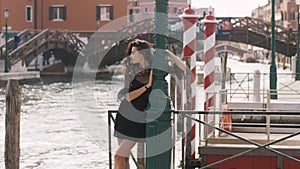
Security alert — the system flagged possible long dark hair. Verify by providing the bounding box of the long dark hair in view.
[125,39,153,67]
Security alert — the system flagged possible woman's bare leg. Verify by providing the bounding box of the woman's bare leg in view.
[125,157,129,169]
[115,139,136,169]
[114,154,126,169]
[117,139,129,169]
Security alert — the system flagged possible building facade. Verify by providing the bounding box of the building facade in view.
[0,0,128,32]
[128,0,188,18]
[252,0,298,30]
[280,0,298,29]
[1,0,190,33]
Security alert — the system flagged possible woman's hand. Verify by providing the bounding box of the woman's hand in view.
[145,69,153,89]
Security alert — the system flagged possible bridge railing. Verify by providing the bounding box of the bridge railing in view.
[47,29,85,54]
[227,17,296,45]
[9,29,50,66]
[7,29,85,67]
[0,29,41,59]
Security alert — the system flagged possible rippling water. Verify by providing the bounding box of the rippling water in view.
[0,79,123,169]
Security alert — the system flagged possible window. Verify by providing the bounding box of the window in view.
[26,6,32,22]
[129,9,134,22]
[173,7,177,14]
[133,1,139,6]
[49,6,67,21]
[289,11,295,21]
[145,7,148,13]
[285,12,287,21]
[96,5,114,21]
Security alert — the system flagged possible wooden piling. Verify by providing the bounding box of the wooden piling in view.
[220,52,228,104]
[0,71,39,169]
[5,80,21,169]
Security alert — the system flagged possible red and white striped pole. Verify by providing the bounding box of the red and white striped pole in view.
[202,12,218,141]
[203,12,218,111]
[180,2,199,161]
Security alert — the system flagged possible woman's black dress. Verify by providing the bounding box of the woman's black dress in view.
[114,78,151,142]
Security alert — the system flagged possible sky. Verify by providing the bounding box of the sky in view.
[191,0,269,17]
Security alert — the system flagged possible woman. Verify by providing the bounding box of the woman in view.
[114,39,186,169]
[114,39,153,169]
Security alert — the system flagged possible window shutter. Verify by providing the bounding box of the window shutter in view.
[62,6,67,20]
[109,6,114,20]
[49,7,54,20]
[96,6,100,20]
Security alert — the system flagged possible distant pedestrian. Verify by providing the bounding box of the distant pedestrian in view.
[42,50,51,66]
[266,51,269,60]
[13,33,20,49]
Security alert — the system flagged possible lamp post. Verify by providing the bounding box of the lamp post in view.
[146,0,171,169]
[296,0,300,80]
[270,0,277,99]
[4,8,9,73]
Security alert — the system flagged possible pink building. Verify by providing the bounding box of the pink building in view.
[127,0,188,23]
[0,0,128,32]
[133,0,188,17]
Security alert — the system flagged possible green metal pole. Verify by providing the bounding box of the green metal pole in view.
[146,0,172,169]
[4,17,9,73]
[270,0,277,99]
[296,5,300,80]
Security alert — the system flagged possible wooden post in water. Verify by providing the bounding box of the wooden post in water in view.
[220,52,228,104]
[5,80,21,169]
[0,72,40,169]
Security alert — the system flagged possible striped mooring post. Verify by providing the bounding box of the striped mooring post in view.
[203,12,218,110]
[180,2,199,167]
[203,12,218,141]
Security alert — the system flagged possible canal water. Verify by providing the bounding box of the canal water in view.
[0,79,124,169]
[0,58,292,169]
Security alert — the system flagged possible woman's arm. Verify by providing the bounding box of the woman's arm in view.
[125,85,149,102]
[125,70,153,102]
[166,50,186,71]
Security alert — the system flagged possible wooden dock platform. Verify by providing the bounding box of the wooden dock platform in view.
[0,71,40,81]
[207,132,300,146]
[199,132,300,169]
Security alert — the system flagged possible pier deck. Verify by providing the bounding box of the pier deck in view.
[199,132,300,169]
[207,132,300,147]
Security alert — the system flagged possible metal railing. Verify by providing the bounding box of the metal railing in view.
[108,110,139,169]
[228,72,300,102]
[107,72,300,168]
[174,110,300,169]
[108,109,300,169]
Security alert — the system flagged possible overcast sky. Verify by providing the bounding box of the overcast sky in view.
[191,0,269,17]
